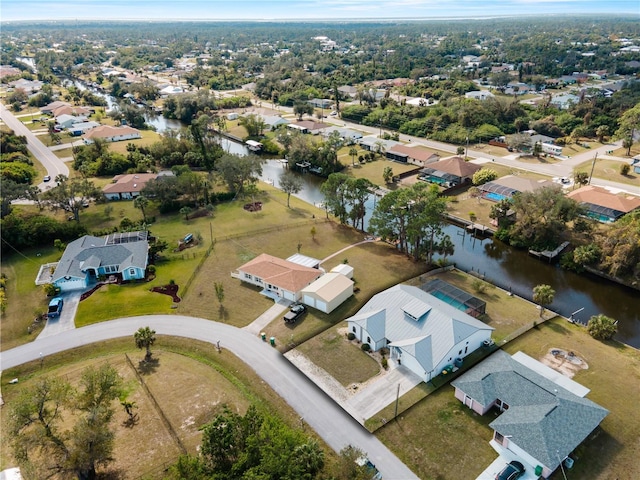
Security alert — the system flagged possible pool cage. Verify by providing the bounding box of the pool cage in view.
[582,202,622,223]
[420,279,486,318]
[478,181,517,200]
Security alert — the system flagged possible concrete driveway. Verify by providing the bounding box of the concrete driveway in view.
[0,316,419,480]
[38,291,82,339]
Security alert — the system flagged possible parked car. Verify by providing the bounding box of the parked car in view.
[43,175,51,182]
[495,460,525,480]
[283,303,306,323]
[356,456,383,480]
[47,297,64,318]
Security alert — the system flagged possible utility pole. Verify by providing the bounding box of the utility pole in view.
[394,383,400,418]
[588,152,598,185]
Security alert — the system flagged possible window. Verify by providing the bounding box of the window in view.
[459,349,463,355]
[367,336,371,343]
[244,273,252,280]
[352,326,356,333]
[464,346,468,354]
[129,269,135,276]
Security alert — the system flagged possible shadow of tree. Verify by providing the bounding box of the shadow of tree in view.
[121,414,140,429]
[137,357,159,375]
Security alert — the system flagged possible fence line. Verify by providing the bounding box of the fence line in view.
[179,218,330,299]
[124,353,187,456]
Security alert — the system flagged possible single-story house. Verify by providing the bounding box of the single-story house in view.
[307,98,332,109]
[632,156,640,174]
[358,136,398,153]
[567,185,640,222]
[55,113,88,129]
[41,101,72,115]
[551,93,580,110]
[260,115,290,130]
[322,126,363,143]
[231,253,323,302]
[479,175,556,201]
[386,144,440,167]
[345,284,493,382]
[289,120,329,135]
[337,85,358,98]
[51,231,149,292]
[300,272,354,313]
[159,85,184,96]
[52,105,92,118]
[102,173,159,200]
[83,125,141,144]
[9,78,43,94]
[418,156,482,187]
[452,350,608,479]
[68,121,100,136]
[465,90,495,101]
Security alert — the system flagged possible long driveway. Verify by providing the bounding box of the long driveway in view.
[0,102,69,187]
[0,316,419,480]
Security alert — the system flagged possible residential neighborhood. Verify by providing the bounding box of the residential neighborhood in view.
[1,10,639,480]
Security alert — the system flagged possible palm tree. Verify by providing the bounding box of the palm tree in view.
[134,326,156,361]
[349,146,358,166]
[532,284,555,318]
[133,195,149,224]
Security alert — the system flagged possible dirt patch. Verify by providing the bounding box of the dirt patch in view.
[539,348,588,378]
[151,284,181,303]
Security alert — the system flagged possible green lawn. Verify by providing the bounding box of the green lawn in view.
[573,158,639,186]
[296,325,381,387]
[1,247,60,350]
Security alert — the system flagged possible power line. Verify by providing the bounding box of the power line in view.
[0,237,42,264]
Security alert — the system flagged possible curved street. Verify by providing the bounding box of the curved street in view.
[0,102,69,188]
[0,315,419,480]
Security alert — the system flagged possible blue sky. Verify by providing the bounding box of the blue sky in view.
[0,0,640,22]
[2,0,638,22]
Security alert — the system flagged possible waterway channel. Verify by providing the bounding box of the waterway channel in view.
[260,160,640,347]
[68,77,640,347]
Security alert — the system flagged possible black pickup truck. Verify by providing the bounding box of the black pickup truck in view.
[284,304,306,323]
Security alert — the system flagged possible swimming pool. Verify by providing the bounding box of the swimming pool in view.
[484,192,509,202]
[430,290,467,311]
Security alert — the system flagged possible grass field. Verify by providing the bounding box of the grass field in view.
[573,158,639,186]
[0,336,336,478]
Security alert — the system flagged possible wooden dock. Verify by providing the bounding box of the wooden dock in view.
[529,241,570,262]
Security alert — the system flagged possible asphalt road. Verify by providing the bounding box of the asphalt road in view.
[0,315,419,480]
[0,102,69,187]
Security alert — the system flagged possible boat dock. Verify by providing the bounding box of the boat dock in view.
[529,241,570,262]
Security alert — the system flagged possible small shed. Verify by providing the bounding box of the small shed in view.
[330,263,354,279]
[300,273,354,313]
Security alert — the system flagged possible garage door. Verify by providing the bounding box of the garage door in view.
[316,300,327,312]
[303,295,315,308]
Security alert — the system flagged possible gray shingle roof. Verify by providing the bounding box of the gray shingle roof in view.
[53,233,148,282]
[451,350,608,471]
[345,285,493,374]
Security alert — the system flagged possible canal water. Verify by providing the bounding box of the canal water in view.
[65,77,640,348]
[259,160,640,347]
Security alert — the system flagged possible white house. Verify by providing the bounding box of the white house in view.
[345,284,493,382]
[452,350,608,479]
[231,253,323,302]
[83,125,141,144]
[51,231,149,292]
[55,114,88,129]
[300,272,354,313]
